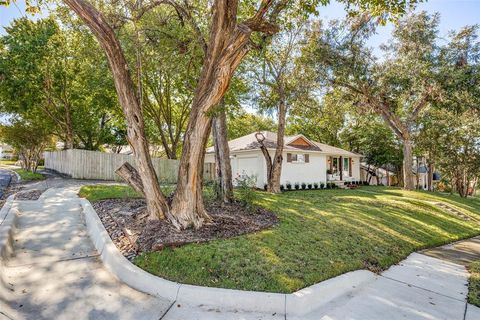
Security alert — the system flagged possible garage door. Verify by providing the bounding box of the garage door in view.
[237,157,260,181]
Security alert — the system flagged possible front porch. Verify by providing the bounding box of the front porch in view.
[326,155,357,182]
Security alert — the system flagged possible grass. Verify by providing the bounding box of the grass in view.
[14,169,45,181]
[0,160,17,166]
[78,185,143,202]
[468,260,480,307]
[81,184,480,293]
[78,184,177,202]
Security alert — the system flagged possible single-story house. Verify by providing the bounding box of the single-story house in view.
[205,131,362,189]
[0,143,13,159]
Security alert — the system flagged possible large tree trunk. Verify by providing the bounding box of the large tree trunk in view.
[169,0,277,229]
[268,100,287,193]
[170,109,213,229]
[402,138,415,190]
[65,105,74,149]
[212,107,234,203]
[427,161,434,191]
[64,0,169,220]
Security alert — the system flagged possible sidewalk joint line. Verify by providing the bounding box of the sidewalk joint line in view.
[380,275,466,302]
[159,300,176,320]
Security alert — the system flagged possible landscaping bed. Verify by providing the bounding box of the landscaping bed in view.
[91,198,278,260]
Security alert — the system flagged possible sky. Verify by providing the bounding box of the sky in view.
[1,0,480,46]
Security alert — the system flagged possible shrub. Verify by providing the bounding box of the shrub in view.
[234,174,257,209]
[344,181,349,185]
[326,182,331,189]
[294,182,300,190]
[263,184,268,191]
[320,183,325,189]
[280,184,285,191]
[286,182,292,190]
[313,183,318,189]
[307,183,312,189]
[301,182,307,190]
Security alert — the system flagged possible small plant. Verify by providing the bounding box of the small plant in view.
[294,182,300,190]
[320,183,325,189]
[234,174,257,209]
[307,183,312,189]
[263,183,268,191]
[313,182,318,189]
[301,182,307,190]
[280,184,285,191]
[286,182,292,190]
[344,181,349,186]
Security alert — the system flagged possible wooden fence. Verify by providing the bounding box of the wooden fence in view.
[44,149,215,183]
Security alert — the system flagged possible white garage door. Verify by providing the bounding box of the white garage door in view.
[237,157,261,185]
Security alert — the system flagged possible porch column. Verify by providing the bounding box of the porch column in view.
[339,156,343,181]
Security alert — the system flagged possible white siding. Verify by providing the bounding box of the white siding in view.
[207,150,360,188]
[279,151,327,186]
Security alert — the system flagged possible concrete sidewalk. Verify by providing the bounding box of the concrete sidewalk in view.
[1,187,172,320]
[1,185,479,319]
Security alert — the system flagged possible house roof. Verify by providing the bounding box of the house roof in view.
[206,131,361,157]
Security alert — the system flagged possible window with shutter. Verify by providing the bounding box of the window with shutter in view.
[305,154,309,163]
[287,153,292,162]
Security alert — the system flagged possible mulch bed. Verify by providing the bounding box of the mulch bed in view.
[92,198,278,261]
[15,189,43,201]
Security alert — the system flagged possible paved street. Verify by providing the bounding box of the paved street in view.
[0,169,12,199]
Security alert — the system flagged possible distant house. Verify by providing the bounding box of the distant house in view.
[205,131,362,188]
[0,143,14,159]
[360,163,397,186]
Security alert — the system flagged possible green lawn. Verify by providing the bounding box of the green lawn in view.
[80,185,480,293]
[79,185,143,202]
[469,260,480,307]
[14,169,45,181]
[0,159,17,166]
[78,184,176,202]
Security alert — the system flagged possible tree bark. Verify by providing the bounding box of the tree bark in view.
[115,162,145,194]
[402,137,415,190]
[268,100,287,193]
[427,161,434,191]
[212,107,234,203]
[64,0,169,221]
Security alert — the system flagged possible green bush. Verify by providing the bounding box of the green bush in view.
[235,174,258,210]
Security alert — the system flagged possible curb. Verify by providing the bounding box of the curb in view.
[0,196,19,299]
[80,198,376,316]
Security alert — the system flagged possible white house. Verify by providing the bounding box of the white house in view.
[0,143,13,159]
[205,131,362,188]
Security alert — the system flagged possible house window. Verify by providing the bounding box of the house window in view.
[292,154,305,163]
[287,153,309,163]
